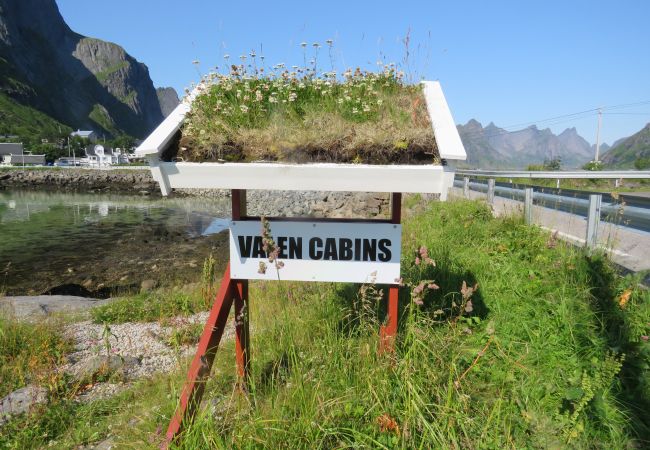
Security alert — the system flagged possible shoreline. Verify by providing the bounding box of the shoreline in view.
[0,167,160,195]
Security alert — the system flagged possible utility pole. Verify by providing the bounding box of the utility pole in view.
[594,108,602,162]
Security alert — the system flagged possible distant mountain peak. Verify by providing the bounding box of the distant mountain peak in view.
[465,119,483,128]
[560,127,578,136]
[457,119,594,169]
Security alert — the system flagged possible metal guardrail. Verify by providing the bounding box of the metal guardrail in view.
[455,169,650,179]
[453,178,650,249]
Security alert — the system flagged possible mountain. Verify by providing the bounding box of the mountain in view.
[602,123,650,168]
[156,87,180,118]
[456,120,596,169]
[591,142,610,156]
[0,0,165,139]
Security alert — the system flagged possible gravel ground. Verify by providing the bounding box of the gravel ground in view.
[62,312,234,380]
[76,383,129,404]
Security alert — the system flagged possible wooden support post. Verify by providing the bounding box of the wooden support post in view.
[380,193,401,353]
[390,192,401,224]
[234,280,250,386]
[164,265,235,448]
[231,189,251,386]
[380,285,399,353]
[232,189,247,219]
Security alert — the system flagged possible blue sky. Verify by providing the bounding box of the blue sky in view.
[57,0,650,145]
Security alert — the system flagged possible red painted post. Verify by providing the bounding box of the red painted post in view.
[232,189,247,219]
[390,192,402,224]
[380,193,402,353]
[234,279,250,385]
[231,188,251,385]
[164,264,234,448]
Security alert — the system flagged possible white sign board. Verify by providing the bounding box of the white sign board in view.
[229,220,401,284]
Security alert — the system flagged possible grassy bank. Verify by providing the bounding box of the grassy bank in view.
[1,199,648,448]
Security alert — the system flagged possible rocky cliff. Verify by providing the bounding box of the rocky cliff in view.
[156,87,180,117]
[0,0,164,138]
[457,120,595,169]
[602,123,650,168]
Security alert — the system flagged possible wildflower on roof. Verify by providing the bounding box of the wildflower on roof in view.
[326,39,333,45]
[300,42,307,47]
[223,54,230,59]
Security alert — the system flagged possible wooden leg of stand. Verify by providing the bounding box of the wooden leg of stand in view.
[379,285,399,353]
[164,264,234,448]
[234,279,250,387]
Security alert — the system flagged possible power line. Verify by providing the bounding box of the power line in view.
[602,112,650,116]
[602,100,650,111]
[459,99,650,141]
[460,112,597,140]
[496,108,599,131]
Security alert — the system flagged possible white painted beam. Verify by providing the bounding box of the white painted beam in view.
[421,81,467,161]
[156,162,454,194]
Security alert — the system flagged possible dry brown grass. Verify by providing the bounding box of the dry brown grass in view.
[175,77,438,164]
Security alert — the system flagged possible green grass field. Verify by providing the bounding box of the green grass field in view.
[1,198,648,449]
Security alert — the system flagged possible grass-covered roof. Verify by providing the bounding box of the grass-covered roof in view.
[174,62,439,164]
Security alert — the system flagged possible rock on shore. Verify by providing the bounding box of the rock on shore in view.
[0,295,112,320]
[0,169,158,193]
[0,169,392,217]
[179,189,391,219]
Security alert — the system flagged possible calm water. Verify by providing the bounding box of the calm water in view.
[0,189,231,295]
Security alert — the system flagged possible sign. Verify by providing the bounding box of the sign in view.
[229,220,401,284]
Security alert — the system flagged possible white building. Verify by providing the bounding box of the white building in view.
[84,144,130,167]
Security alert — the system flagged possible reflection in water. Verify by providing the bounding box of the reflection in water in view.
[202,218,230,236]
[0,190,230,236]
[0,190,231,294]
